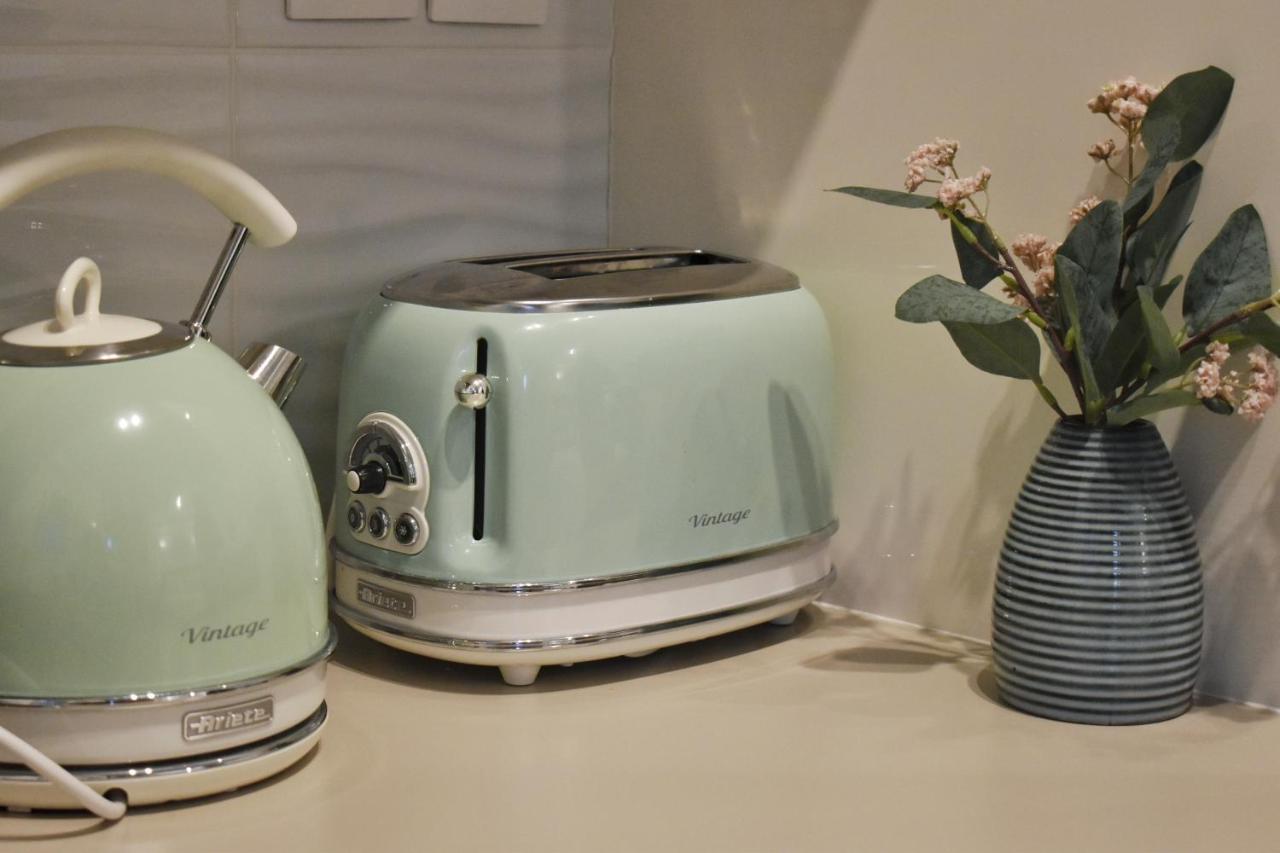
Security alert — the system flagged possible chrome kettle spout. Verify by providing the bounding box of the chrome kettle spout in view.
[238,342,305,408]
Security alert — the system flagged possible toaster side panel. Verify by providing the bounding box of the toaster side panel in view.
[491,289,835,582]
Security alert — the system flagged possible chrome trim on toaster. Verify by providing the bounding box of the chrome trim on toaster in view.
[330,520,838,595]
[0,320,194,367]
[0,703,327,784]
[0,625,337,709]
[332,567,835,653]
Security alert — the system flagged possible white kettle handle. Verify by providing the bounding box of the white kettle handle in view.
[0,127,296,248]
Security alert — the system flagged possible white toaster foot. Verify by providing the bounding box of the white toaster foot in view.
[498,665,541,687]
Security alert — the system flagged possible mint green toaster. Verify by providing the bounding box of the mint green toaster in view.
[330,248,836,685]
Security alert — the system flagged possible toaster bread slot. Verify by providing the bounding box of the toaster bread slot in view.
[499,250,742,280]
[472,337,488,541]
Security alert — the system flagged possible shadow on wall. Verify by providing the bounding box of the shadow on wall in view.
[1170,410,1280,707]
[609,2,872,250]
[928,382,1056,631]
[831,379,1054,639]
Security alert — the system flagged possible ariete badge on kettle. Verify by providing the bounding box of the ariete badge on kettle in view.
[0,127,333,818]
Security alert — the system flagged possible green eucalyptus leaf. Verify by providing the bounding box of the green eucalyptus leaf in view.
[1126,161,1202,290]
[1183,205,1272,334]
[1057,255,1105,416]
[1144,66,1235,161]
[1137,285,1180,377]
[1055,250,1112,363]
[1095,298,1147,394]
[1059,199,1122,330]
[1154,274,1183,309]
[941,319,1041,380]
[949,210,1003,289]
[1146,344,1205,394]
[1144,350,1195,393]
[830,186,940,209]
[895,275,1024,324]
[1124,113,1179,228]
[1109,389,1199,425]
[1241,313,1280,357]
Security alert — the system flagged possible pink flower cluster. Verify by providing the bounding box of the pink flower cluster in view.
[1240,347,1278,422]
[1193,343,1279,422]
[1010,233,1060,301]
[937,167,992,210]
[903,138,959,192]
[1086,76,1161,131]
[1087,139,1117,162]
[1069,195,1103,225]
[901,137,991,210]
[1194,342,1231,399]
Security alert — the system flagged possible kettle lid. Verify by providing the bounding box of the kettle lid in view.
[0,257,191,366]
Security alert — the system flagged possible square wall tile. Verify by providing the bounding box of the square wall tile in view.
[0,54,236,345]
[231,47,610,499]
[0,1,232,46]
[235,0,611,48]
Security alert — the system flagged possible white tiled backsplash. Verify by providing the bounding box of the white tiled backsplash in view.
[0,0,612,502]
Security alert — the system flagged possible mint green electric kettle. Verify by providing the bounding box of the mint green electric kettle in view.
[0,128,332,818]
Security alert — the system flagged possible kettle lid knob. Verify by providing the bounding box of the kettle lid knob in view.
[1,257,162,348]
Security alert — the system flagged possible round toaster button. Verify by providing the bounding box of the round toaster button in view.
[347,501,366,533]
[394,514,420,546]
[368,508,390,539]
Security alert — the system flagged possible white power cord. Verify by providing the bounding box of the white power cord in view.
[0,723,125,820]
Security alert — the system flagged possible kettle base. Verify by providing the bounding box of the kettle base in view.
[332,533,835,686]
[0,703,326,812]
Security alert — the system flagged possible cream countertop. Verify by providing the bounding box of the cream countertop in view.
[2,605,1277,852]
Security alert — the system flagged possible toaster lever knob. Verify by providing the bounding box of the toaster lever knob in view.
[454,373,491,410]
[346,461,389,495]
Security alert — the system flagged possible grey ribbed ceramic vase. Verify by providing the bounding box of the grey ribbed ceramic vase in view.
[992,418,1204,725]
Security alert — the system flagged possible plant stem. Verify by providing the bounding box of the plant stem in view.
[1179,294,1280,353]
[992,241,1087,413]
[1103,158,1127,182]
[1034,381,1069,419]
[941,206,1086,414]
[1108,374,1148,410]
[1126,125,1135,185]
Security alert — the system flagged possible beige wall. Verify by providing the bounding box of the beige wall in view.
[610,0,1280,707]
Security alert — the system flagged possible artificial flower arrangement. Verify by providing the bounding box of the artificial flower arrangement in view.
[835,67,1279,427]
